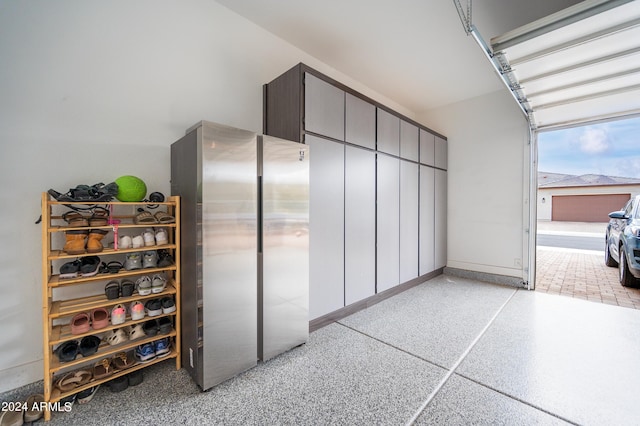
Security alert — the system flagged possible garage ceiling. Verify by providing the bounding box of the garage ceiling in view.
[489,0,640,130]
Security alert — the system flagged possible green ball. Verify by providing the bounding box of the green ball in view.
[115,175,147,202]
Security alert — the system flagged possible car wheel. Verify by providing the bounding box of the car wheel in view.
[619,247,635,287]
[605,237,618,267]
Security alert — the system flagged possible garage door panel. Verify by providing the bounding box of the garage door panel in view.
[552,194,630,222]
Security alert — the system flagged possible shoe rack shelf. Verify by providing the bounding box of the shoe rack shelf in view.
[40,193,181,421]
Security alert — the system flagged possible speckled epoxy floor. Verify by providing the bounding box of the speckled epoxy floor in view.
[4,275,640,425]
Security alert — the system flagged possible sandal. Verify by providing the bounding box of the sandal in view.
[113,351,136,370]
[92,358,115,380]
[105,280,120,300]
[70,312,91,335]
[54,370,92,392]
[91,308,110,330]
[104,328,128,346]
[154,211,175,224]
[62,211,89,227]
[121,280,135,297]
[106,261,123,274]
[134,210,157,224]
[89,207,110,226]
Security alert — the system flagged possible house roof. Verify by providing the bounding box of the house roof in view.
[538,171,640,188]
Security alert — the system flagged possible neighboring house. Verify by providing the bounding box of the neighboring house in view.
[538,172,640,222]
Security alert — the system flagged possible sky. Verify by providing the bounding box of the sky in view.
[538,116,640,179]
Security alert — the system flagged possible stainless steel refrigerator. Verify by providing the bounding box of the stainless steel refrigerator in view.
[171,121,309,390]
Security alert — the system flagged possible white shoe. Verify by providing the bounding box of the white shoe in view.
[132,235,144,249]
[155,228,168,246]
[119,235,132,249]
[142,228,155,247]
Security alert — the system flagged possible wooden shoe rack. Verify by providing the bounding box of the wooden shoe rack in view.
[40,193,181,421]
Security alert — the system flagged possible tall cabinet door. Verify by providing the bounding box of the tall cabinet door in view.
[305,73,345,141]
[435,169,447,269]
[400,160,419,283]
[419,166,435,275]
[307,135,345,319]
[345,146,376,305]
[377,154,400,292]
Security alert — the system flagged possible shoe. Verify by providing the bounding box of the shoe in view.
[63,230,88,255]
[113,351,136,370]
[59,394,76,408]
[104,328,128,346]
[111,304,126,325]
[127,369,143,386]
[136,275,152,295]
[142,319,158,337]
[76,385,100,404]
[55,340,79,362]
[154,228,168,245]
[124,253,142,270]
[130,300,145,321]
[0,409,23,426]
[79,335,101,357]
[161,297,176,314]
[108,375,129,393]
[145,299,162,317]
[121,279,135,297]
[157,317,172,335]
[80,255,102,277]
[89,207,109,226]
[59,259,82,279]
[105,280,120,299]
[135,343,156,363]
[151,274,166,293]
[118,235,132,249]
[143,251,158,269]
[154,338,170,357]
[128,323,146,340]
[91,307,110,330]
[70,312,91,335]
[132,235,145,249]
[87,229,108,253]
[24,394,45,421]
[157,249,174,267]
[142,228,155,246]
[106,261,123,274]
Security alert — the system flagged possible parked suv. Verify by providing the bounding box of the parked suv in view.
[606,195,640,286]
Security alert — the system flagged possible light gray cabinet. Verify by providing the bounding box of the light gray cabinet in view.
[377,154,400,292]
[377,108,400,156]
[345,93,375,150]
[435,169,447,269]
[435,135,447,170]
[420,129,435,166]
[305,73,345,141]
[400,160,419,283]
[307,135,345,319]
[419,165,435,275]
[345,146,376,304]
[400,121,419,162]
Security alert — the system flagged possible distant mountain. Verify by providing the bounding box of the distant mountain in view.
[538,172,640,187]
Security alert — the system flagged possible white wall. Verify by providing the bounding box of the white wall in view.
[0,0,411,392]
[420,89,530,278]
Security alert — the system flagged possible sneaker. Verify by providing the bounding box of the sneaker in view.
[151,274,167,294]
[157,249,174,267]
[161,296,176,314]
[157,316,172,335]
[59,259,82,279]
[135,343,156,363]
[154,338,170,357]
[128,323,146,340]
[136,275,152,295]
[118,235,132,249]
[124,253,142,270]
[143,251,158,269]
[145,299,162,317]
[132,235,145,249]
[104,328,128,346]
[142,228,155,247]
[111,304,126,325]
[142,319,158,337]
[76,385,100,404]
[154,228,168,245]
[130,300,145,320]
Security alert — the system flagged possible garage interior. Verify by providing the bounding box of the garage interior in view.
[1,0,640,424]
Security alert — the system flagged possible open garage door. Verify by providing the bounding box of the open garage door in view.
[552,193,630,222]
[490,0,640,131]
